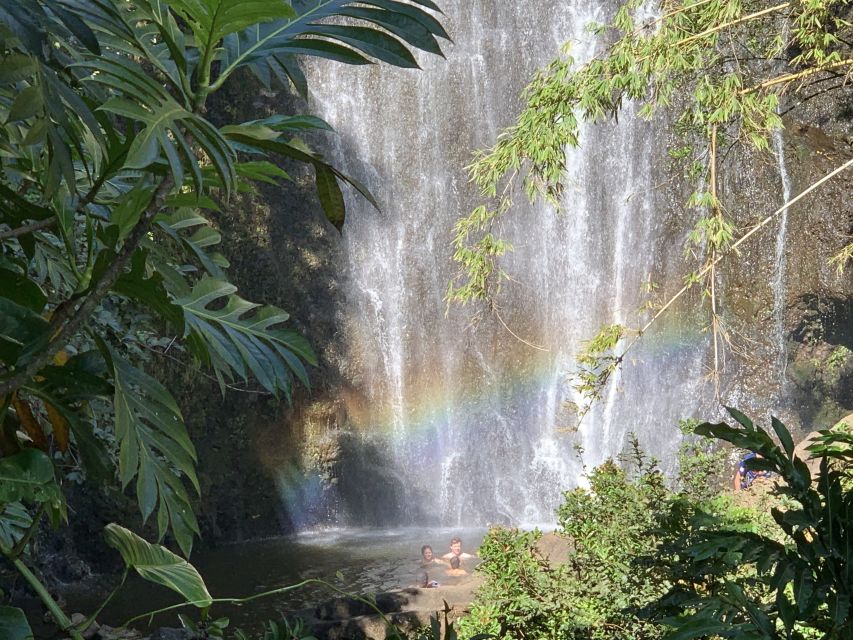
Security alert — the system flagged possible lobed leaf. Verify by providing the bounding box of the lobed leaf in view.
[176,277,316,398]
[97,340,200,556]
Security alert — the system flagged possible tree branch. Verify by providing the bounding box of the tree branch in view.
[0,176,175,398]
[0,218,55,241]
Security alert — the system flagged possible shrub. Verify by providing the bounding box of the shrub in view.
[659,409,853,639]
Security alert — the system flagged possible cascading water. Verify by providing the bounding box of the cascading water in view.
[302,2,714,528]
[772,130,792,382]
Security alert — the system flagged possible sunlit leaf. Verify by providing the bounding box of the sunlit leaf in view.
[104,523,212,602]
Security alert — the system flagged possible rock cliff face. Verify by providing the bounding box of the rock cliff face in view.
[715,110,852,434]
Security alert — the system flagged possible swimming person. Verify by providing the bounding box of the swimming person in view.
[420,544,445,567]
[441,536,474,560]
[412,570,438,588]
[445,555,467,576]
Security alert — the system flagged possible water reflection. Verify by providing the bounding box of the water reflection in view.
[63,528,487,634]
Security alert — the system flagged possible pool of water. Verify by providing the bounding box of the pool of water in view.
[63,527,486,634]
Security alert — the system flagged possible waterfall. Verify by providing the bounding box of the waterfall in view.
[772,130,792,382]
[303,2,712,528]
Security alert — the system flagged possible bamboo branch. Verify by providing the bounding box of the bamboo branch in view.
[676,2,791,47]
[709,125,721,397]
[619,155,853,365]
[743,58,853,94]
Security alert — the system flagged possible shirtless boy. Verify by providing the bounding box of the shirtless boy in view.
[441,536,474,560]
[445,555,467,576]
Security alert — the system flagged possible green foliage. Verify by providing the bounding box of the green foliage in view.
[104,523,213,608]
[0,0,448,635]
[177,277,316,398]
[569,324,625,419]
[235,617,318,640]
[458,527,572,640]
[0,605,34,640]
[460,444,675,640]
[555,454,670,639]
[459,428,787,640]
[178,612,232,640]
[418,601,492,640]
[675,417,730,501]
[826,345,851,373]
[661,409,852,639]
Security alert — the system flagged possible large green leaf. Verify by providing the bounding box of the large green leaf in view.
[176,277,316,398]
[79,56,235,195]
[0,502,32,549]
[61,0,188,95]
[0,183,53,227]
[0,449,62,509]
[104,523,212,606]
[315,164,346,229]
[0,606,34,640]
[168,0,296,57]
[97,340,200,556]
[109,249,186,331]
[0,269,47,314]
[155,207,230,280]
[224,129,380,212]
[0,297,50,368]
[217,0,448,89]
[22,382,113,483]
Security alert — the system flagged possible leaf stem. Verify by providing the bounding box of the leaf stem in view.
[121,578,402,635]
[74,568,129,635]
[0,544,82,640]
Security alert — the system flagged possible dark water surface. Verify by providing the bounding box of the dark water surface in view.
[63,527,486,634]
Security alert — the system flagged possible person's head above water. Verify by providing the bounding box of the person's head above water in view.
[449,555,460,570]
[415,570,429,588]
[421,545,434,562]
[442,535,474,560]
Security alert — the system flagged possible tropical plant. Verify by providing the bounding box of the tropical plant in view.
[0,1,448,637]
[660,409,852,639]
[446,0,853,413]
[235,617,318,640]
